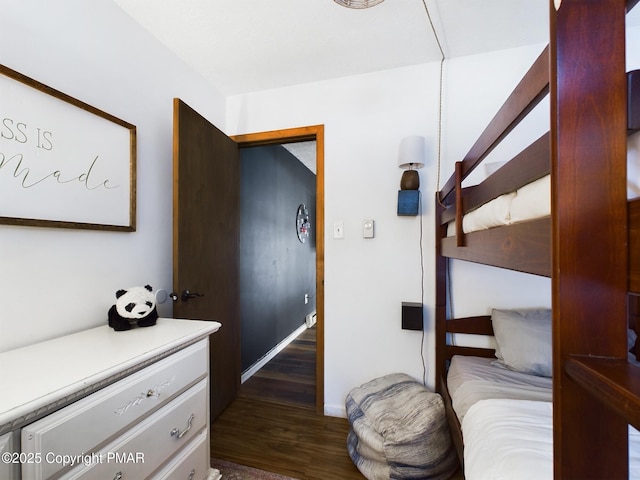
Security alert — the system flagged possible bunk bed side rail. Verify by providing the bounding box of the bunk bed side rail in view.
[439,46,549,205]
[441,217,551,276]
[440,133,550,225]
[442,315,495,361]
[439,374,464,464]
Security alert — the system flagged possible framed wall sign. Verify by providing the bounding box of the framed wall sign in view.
[0,64,136,231]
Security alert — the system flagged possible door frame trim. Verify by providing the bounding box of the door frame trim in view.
[232,125,325,415]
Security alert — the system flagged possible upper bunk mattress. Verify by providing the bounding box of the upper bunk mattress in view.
[447,136,640,237]
[446,176,550,236]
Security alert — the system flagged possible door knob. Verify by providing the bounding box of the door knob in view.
[181,289,204,302]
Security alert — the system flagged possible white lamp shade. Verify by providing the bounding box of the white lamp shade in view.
[398,136,426,169]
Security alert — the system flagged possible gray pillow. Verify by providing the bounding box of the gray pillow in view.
[491,308,552,377]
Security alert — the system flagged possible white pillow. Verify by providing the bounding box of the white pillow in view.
[491,308,552,377]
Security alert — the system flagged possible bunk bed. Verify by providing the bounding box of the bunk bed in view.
[435,1,640,478]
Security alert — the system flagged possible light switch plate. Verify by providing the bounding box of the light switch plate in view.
[333,221,344,239]
[363,219,374,238]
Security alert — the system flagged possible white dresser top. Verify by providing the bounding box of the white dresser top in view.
[0,318,220,433]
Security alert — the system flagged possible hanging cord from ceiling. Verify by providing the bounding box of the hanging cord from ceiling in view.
[418,0,447,387]
[418,191,427,385]
[420,0,446,203]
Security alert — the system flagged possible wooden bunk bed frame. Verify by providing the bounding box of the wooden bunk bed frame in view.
[435,1,640,478]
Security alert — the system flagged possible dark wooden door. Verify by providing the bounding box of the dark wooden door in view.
[172,98,240,420]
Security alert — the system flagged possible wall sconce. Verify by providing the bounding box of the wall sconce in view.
[397,136,425,216]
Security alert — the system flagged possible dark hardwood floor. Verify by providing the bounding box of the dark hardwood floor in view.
[210,326,365,479]
[239,325,317,409]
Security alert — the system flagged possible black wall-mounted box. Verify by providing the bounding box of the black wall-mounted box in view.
[397,190,420,216]
[629,70,640,132]
[402,302,423,331]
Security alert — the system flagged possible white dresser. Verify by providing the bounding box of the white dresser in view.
[0,318,220,480]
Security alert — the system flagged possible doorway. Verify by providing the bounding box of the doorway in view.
[238,142,316,370]
[232,125,325,415]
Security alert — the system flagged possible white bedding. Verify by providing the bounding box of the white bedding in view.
[448,149,640,236]
[447,176,550,236]
[463,399,553,480]
[449,355,640,479]
[447,356,551,423]
[463,398,640,480]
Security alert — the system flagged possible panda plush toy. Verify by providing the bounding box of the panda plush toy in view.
[108,284,159,331]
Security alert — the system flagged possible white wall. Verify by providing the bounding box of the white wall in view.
[0,0,226,352]
[228,64,442,415]
[227,45,555,415]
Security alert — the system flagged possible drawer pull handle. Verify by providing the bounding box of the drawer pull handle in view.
[188,468,196,480]
[113,472,123,480]
[170,413,195,439]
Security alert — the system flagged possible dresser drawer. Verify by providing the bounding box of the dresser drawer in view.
[22,340,208,480]
[0,432,19,480]
[61,378,208,480]
[151,429,208,480]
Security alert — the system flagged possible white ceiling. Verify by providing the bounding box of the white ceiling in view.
[111,0,558,96]
[283,142,317,174]
[112,1,640,96]
[110,0,640,172]
[110,0,640,169]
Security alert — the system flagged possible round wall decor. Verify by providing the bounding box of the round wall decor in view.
[296,204,311,243]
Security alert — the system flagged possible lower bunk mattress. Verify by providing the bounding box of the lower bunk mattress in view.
[449,355,640,479]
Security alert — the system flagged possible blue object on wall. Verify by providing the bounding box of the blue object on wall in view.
[397,190,419,216]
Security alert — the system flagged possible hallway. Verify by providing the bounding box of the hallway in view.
[210,326,365,479]
[240,326,316,409]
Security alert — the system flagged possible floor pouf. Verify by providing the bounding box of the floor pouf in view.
[346,373,458,480]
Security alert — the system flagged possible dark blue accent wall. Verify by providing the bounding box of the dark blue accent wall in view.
[239,145,316,371]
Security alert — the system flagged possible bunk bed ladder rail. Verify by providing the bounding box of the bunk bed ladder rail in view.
[550,1,639,478]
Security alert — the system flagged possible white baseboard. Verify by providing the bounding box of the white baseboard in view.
[241,322,307,384]
[324,404,347,418]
